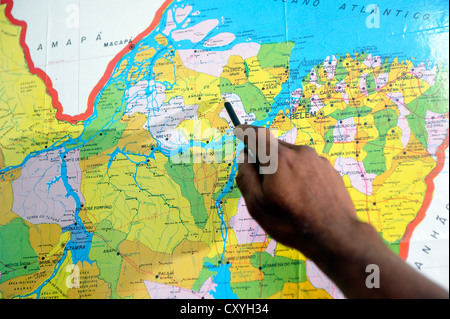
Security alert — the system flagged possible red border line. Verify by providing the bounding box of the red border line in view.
[3,0,449,260]
[399,126,449,260]
[1,0,71,122]
[1,0,174,124]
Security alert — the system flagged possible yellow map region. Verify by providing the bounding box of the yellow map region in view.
[287,53,439,244]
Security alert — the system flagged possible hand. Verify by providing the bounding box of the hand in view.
[234,124,363,260]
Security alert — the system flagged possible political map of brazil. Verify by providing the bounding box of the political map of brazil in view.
[0,0,448,299]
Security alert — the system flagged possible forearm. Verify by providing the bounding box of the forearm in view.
[307,220,449,299]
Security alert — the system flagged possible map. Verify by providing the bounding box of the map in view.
[0,0,448,299]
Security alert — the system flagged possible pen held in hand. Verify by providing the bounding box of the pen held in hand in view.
[223,100,259,166]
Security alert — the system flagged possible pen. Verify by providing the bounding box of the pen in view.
[224,100,241,127]
[223,100,258,165]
